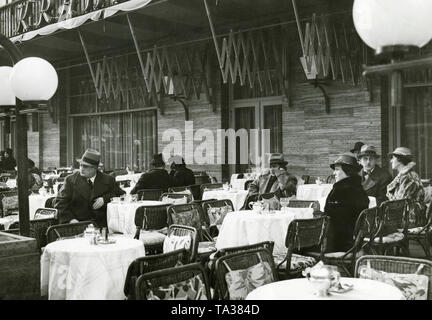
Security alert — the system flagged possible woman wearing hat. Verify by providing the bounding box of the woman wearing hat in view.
[386,147,425,203]
[324,153,369,252]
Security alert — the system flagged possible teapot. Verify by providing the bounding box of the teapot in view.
[249,201,264,213]
[302,262,340,296]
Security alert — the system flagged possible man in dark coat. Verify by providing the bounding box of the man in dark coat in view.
[358,145,392,205]
[350,141,364,160]
[2,148,16,171]
[130,153,173,194]
[54,149,125,227]
[324,153,369,252]
[169,155,195,187]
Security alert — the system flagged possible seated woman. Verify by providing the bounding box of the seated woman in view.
[386,147,425,225]
[324,153,369,252]
[386,147,425,202]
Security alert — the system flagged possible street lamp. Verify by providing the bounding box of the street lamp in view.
[0,33,58,236]
[352,0,432,152]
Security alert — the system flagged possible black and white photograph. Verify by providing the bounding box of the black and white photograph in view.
[1,0,432,306]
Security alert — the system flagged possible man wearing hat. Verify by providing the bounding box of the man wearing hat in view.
[350,141,365,160]
[324,153,369,252]
[54,149,125,226]
[130,153,174,194]
[247,153,297,196]
[169,155,195,187]
[358,145,392,205]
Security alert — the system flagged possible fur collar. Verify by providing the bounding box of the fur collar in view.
[398,162,416,176]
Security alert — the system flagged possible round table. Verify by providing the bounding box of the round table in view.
[215,208,314,256]
[40,235,145,300]
[202,189,248,211]
[296,184,333,201]
[107,200,165,234]
[246,277,404,300]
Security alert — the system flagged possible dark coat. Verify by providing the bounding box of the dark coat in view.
[54,171,125,226]
[1,157,16,171]
[130,168,173,194]
[324,175,369,252]
[170,166,196,187]
[360,165,392,205]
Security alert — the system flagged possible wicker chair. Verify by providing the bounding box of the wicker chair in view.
[372,199,409,256]
[202,199,235,238]
[168,186,194,197]
[166,224,199,263]
[200,183,223,196]
[135,262,211,300]
[301,175,311,184]
[46,221,92,244]
[274,216,329,279]
[160,192,193,204]
[44,196,57,209]
[9,217,58,252]
[134,204,169,255]
[0,190,18,217]
[241,193,258,210]
[355,255,432,300]
[124,248,189,300]
[326,174,336,184]
[192,198,218,229]
[188,184,202,200]
[404,201,432,258]
[214,248,278,300]
[137,189,166,201]
[314,208,378,276]
[34,208,58,219]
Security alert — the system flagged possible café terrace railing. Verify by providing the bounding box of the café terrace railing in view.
[0,0,127,38]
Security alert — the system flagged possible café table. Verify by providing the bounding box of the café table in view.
[215,208,314,256]
[245,277,404,300]
[296,183,333,201]
[107,200,165,235]
[202,189,249,211]
[40,234,145,300]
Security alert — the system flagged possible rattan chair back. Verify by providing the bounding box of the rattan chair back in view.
[244,180,254,191]
[377,199,408,237]
[167,224,199,262]
[285,216,329,250]
[355,255,432,300]
[135,262,211,300]
[167,203,204,241]
[0,189,18,217]
[214,248,278,300]
[137,188,166,201]
[133,204,169,238]
[258,192,275,200]
[46,221,92,244]
[124,248,189,300]
[44,196,56,208]
[241,193,258,210]
[200,183,223,195]
[34,208,58,219]
[160,192,193,204]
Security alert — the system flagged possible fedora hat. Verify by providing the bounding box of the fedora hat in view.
[78,149,101,167]
[269,153,288,166]
[388,147,413,161]
[330,153,362,171]
[350,141,364,153]
[358,145,380,159]
[151,153,165,167]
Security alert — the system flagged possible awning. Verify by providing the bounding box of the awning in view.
[10,0,152,43]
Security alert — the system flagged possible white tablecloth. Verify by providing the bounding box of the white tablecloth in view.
[215,208,314,256]
[202,190,249,211]
[318,196,377,211]
[107,200,165,234]
[246,277,404,300]
[41,235,145,300]
[29,194,55,219]
[115,173,142,183]
[296,184,333,200]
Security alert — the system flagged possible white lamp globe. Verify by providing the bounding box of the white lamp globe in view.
[353,0,432,53]
[0,66,15,106]
[9,57,58,101]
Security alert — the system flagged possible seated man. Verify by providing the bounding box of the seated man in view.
[130,153,174,194]
[169,155,195,187]
[54,149,125,227]
[247,153,297,196]
[358,145,392,205]
[263,171,298,210]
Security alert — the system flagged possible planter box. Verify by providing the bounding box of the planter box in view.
[0,232,40,299]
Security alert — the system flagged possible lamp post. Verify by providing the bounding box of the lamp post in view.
[352,0,432,152]
[0,33,58,237]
